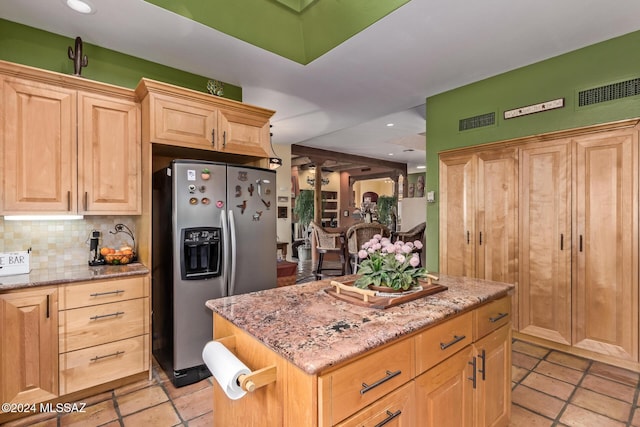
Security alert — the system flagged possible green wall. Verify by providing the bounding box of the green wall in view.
[0,19,242,101]
[425,30,640,271]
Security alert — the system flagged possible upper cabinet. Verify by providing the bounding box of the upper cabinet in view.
[0,61,141,215]
[135,78,274,158]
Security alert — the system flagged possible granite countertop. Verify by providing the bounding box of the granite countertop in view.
[0,262,150,291]
[206,274,514,375]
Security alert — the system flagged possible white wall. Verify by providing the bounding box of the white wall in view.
[273,143,293,260]
[398,197,426,231]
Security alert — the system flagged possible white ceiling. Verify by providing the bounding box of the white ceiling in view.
[2,0,640,173]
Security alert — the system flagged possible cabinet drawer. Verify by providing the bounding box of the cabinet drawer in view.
[320,338,414,425]
[60,276,148,309]
[59,335,149,395]
[335,381,415,427]
[474,296,511,340]
[415,311,473,374]
[59,298,149,352]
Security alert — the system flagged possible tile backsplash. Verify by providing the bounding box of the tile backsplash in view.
[0,217,137,270]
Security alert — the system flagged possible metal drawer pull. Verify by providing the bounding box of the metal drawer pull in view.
[468,356,477,389]
[440,334,466,350]
[90,311,124,321]
[89,290,125,297]
[90,350,124,362]
[489,312,508,323]
[360,370,402,395]
[478,349,486,381]
[374,409,402,427]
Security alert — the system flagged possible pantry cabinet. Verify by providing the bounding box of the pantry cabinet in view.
[136,78,274,158]
[0,62,141,215]
[0,286,58,405]
[439,148,518,326]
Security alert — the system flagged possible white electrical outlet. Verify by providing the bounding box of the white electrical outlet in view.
[504,98,564,119]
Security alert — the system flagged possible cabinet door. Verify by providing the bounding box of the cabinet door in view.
[0,287,58,404]
[218,108,270,157]
[78,92,141,214]
[2,77,76,214]
[519,141,571,344]
[573,129,639,361]
[474,325,511,427]
[149,93,217,149]
[415,346,474,427]
[475,148,517,285]
[439,153,476,276]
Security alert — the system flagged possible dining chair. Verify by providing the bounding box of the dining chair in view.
[309,221,347,279]
[345,222,390,273]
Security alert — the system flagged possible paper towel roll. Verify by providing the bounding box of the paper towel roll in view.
[202,341,251,400]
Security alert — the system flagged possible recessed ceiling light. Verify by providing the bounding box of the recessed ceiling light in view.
[416,165,426,169]
[386,123,394,127]
[65,0,95,14]
[388,153,394,156]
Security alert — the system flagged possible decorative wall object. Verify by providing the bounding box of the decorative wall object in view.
[207,79,224,96]
[67,36,88,76]
[278,206,288,219]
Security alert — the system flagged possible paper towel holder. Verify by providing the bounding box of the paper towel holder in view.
[216,336,277,392]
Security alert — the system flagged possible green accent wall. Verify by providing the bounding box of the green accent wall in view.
[144,0,410,64]
[0,19,242,101]
[425,30,640,271]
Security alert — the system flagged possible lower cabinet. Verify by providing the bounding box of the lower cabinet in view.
[0,286,58,405]
[0,275,149,420]
[213,295,512,427]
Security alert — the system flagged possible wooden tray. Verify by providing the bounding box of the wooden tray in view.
[326,275,447,309]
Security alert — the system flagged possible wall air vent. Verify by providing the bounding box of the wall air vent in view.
[459,112,495,131]
[578,78,640,107]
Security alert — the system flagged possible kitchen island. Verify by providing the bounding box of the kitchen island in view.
[206,274,513,427]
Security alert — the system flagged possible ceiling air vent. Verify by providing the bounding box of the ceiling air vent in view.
[578,78,640,107]
[459,112,495,131]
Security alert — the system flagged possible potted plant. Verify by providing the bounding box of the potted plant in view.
[293,190,314,260]
[376,195,397,230]
[354,234,427,291]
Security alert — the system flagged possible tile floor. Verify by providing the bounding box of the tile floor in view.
[5,260,640,426]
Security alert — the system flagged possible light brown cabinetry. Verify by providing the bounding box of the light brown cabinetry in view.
[415,297,511,427]
[0,64,141,215]
[518,128,638,362]
[58,276,150,394]
[212,295,511,426]
[0,286,58,405]
[439,148,518,326]
[136,78,273,158]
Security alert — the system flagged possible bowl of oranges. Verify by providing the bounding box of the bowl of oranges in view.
[101,246,136,265]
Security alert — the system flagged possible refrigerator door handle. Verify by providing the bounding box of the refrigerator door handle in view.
[228,209,238,295]
[221,209,230,297]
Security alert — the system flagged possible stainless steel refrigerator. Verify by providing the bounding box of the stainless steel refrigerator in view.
[152,159,277,387]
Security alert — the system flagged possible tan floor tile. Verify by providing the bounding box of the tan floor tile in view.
[581,373,636,403]
[2,411,57,427]
[59,399,118,427]
[163,377,211,400]
[522,371,576,400]
[114,377,158,397]
[546,351,590,371]
[122,401,181,427]
[534,360,584,385]
[172,386,213,421]
[570,387,631,422]
[512,365,529,383]
[631,407,640,426]
[512,351,540,370]
[508,405,554,427]
[186,411,214,427]
[589,361,639,387]
[512,385,565,419]
[559,403,626,427]
[512,340,550,358]
[99,421,122,427]
[116,385,169,416]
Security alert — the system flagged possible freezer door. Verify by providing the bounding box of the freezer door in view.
[227,165,277,295]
